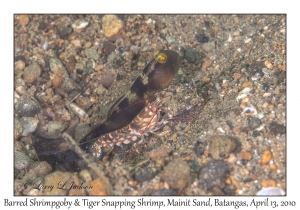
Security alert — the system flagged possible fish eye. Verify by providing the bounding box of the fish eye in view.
[157,53,167,63]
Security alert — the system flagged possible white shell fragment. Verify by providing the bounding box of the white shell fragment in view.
[254,123,265,132]
[69,102,87,119]
[216,127,225,133]
[241,104,257,116]
[228,34,232,42]
[236,87,252,101]
[72,20,89,30]
[263,92,271,97]
[244,38,252,43]
[43,41,48,50]
[145,18,152,24]
[256,187,285,196]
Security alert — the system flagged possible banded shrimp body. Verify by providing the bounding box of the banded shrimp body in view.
[91,95,173,160]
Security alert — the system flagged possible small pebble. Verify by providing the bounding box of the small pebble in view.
[251,174,258,181]
[201,58,214,71]
[58,50,67,58]
[85,48,99,61]
[23,188,40,196]
[85,59,95,74]
[51,75,64,88]
[94,64,104,71]
[43,171,72,195]
[49,57,69,78]
[57,26,73,39]
[103,41,116,55]
[130,45,140,54]
[89,179,109,195]
[23,62,42,84]
[190,160,201,173]
[71,39,81,47]
[15,60,25,71]
[60,55,75,74]
[193,141,205,157]
[261,150,273,165]
[31,161,52,176]
[249,117,261,130]
[101,72,115,88]
[209,135,240,160]
[201,42,215,54]
[199,160,229,191]
[233,73,242,80]
[261,179,276,188]
[249,61,264,76]
[166,36,175,43]
[79,169,92,183]
[14,141,26,153]
[269,121,286,135]
[38,21,47,30]
[75,96,91,111]
[184,49,196,63]
[243,177,253,183]
[195,34,209,43]
[264,60,273,69]
[38,120,65,139]
[61,78,81,93]
[160,159,190,189]
[242,81,254,88]
[225,153,237,164]
[201,76,211,84]
[102,15,123,41]
[21,169,38,184]
[48,121,65,134]
[15,98,40,117]
[238,150,253,161]
[74,124,91,141]
[134,167,156,183]
[262,83,270,92]
[14,118,23,139]
[241,97,250,103]
[19,14,29,25]
[149,145,172,159]
[14,151,31,170]
[95,84,106,95]
[269,164,278,171]
[84,42,92,48]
